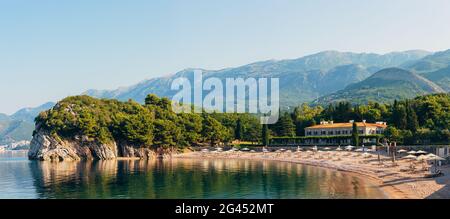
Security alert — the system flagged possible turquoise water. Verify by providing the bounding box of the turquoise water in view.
[0,151,386,199]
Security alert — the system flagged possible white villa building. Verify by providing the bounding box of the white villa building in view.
[303,120,387,145]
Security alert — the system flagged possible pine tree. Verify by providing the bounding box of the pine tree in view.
[352,122,359,147]
[262,124,269,146]
[406,103,419,132]
[145,94,160,106]
[398,106,408,130]
[279,112,296,137]
[201,113,227,146]
[392,100,400,127]
[235,118,243,140]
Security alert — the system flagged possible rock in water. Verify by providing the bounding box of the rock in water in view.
[28,129,157,161]
[28,129,118,161]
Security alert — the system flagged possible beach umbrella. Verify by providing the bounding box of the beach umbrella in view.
[407,150,417,154]
[416,150,427,155]
[432,156,445,161]
[426,154,445,161]
[403,155,417,160]
[397,149,407,153]
[417,155,429,161]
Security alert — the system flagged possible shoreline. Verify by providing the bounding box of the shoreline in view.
[174,151,450,199]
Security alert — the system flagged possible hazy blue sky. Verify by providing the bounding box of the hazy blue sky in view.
[1,0,450,114]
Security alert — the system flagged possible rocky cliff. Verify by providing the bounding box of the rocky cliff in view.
[28,129,157,161]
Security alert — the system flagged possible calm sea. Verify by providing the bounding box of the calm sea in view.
[0,151,386,199]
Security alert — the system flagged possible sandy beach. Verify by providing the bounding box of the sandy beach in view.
[175,150,450,199]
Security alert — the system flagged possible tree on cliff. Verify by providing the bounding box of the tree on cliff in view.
[153,119,181,149]
[34,94,236,149]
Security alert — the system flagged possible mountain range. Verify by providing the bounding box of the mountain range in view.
[2,49,450,145]
[85,50,439,107]
[318,49,450,104]
[317,68,445,104]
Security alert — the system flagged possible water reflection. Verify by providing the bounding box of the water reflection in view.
[24,158,385,199]
[0,151,36,199]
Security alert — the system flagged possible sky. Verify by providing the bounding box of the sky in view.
[1,0,450,114]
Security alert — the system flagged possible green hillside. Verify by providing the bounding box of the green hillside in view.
[422,66,450,92]
[84,50,429,109]
[405,49,450,74]
[317,68,446,105]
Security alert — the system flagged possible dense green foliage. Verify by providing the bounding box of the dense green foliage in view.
[33,93,449,147]
[35,95,262,148]
[270,93,450,145]
[272,112,296,137]
[210,112,262,143]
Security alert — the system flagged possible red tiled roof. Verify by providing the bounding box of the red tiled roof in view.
[305,122,387,129]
